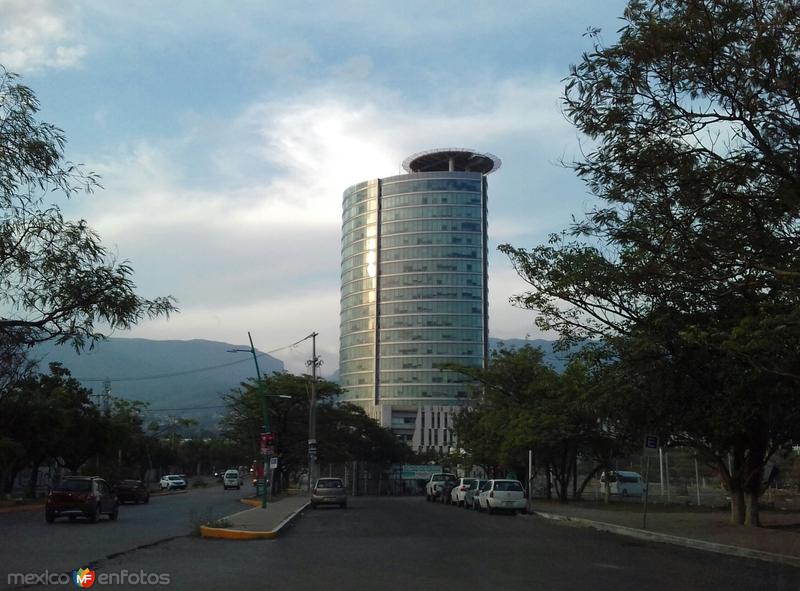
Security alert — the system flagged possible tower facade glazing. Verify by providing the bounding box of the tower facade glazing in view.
[340,149,499,449]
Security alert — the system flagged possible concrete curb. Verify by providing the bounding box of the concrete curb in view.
[150,489,189,497]
[531,510,800,569]
[200,501,310,540]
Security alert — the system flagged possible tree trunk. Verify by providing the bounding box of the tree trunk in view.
[577,464,604,498]
[3,465,21,494]
[558,476,570,503]
[545,467,552,500]
[744,490,760,527]
[730,487,745,525]
[572,455,578,499]
[27,460,41,498]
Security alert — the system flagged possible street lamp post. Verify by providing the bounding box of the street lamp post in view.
[229,332,271,509]
[307,332,320,492]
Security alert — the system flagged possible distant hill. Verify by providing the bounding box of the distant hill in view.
[488,338,576,373]
[31,338,284,430]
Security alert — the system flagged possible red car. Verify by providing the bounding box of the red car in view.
[45,477,119,523]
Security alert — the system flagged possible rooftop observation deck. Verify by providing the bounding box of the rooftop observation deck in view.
[402,148,501,175]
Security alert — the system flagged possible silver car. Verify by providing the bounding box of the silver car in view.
[311,478,347,509]
[465,479,487,509]
[449,478,477,507]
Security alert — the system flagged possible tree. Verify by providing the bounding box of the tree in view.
[0,363,101,495]
[94,398,155,482]
[221,371,408,491]
[0,67,176,365]
[500,0,800,525]
[451,347,623,502]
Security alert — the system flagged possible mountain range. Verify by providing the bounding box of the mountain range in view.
[27,336,571,431]
[487,337,576,373]
[31,338,284,430]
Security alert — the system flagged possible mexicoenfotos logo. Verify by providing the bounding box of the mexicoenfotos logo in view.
[73,567,96,588]
[6,568,170,586]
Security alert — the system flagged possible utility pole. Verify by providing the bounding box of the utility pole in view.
[307,332,320,492]
[102,378,112,414]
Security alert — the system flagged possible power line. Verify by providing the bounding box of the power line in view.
[74,335,313,383]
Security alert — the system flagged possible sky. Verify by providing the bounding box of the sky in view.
[0,0,629,374]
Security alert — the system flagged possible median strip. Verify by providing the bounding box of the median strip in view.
[200,496,310,540]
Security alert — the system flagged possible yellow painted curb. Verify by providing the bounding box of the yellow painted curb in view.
[200,526,277,540]
[200,500,310,541]
[239,498,261,507]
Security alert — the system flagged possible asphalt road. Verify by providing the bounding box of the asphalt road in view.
[5,495,795,591]
[0,483,251,587]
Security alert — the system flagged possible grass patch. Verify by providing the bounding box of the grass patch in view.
[189,508,233,536]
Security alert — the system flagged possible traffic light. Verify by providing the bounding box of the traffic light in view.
[261,432,275,447]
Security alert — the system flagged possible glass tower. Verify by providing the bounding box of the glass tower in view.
[340,148,500,448]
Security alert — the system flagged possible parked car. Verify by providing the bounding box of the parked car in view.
[476,479,527,514]
[115,480,150,504]
[464,479,487,509]
[449,478,477,506]
[425,473,457,501]
[311,478,347,509]
[473,480,491,511]
[45,477,119,523]
[159,474,187,490]
[599,470,648,497]
[440,479,459,504]
[223,470,241,490]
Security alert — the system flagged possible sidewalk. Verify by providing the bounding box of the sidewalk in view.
[529,500,800,567]
[200,494,310,540]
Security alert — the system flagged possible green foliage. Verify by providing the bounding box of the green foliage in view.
[501,0,800,524]
[0,67,176,363]
[220,372,410,488]
[451,347,626,501]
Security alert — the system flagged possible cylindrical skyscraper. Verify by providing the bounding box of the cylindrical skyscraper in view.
[340,148,500,451]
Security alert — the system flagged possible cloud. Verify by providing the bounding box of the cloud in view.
[78,71,576,369]
[255,40,319,74]
[0,0,86,72]
[487,262,551,342]
[329,55,374,81]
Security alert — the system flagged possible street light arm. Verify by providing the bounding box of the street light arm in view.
[227,331,272,509]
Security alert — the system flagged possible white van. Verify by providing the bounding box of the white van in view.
[223,470,241,490]
[599,470,647,497]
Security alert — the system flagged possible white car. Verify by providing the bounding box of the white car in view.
[159,474,187,490]
[425,473,457,501]
[599,470,648,497]
[449,478,477,506]
[476,479,527,514]
[223,470,241,490]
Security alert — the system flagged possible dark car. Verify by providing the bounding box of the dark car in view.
[45,477,119,523]
[440,478,458,504]
[115,479,150,504]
